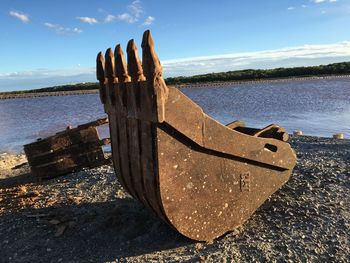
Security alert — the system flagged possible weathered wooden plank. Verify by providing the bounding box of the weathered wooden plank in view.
[24,127,99,158]
[24,116,110,179]
[27,139,109,167]
[31,149,106,179]
[77,117,108,129]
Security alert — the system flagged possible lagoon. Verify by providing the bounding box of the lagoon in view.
[0,78,349,153]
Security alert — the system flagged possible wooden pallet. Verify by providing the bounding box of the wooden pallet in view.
[24,118,110,179]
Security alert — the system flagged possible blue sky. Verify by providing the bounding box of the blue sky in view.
[1,0,350,91]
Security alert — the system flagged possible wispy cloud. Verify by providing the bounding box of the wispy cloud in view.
[0,67,95,91]
[287,7,295,11]
[143,16,155,25]
[162,41,350,76]
[104,14,116,23]
[0,68,93,79]
[104,13,137,23]
[44,22,83,34]
[128,0,143,17]
[2,41,350,91]
[76,16,98,24]
[311,0,337,3]
[118,13,138,23]
[105,0,143,24]
[9,11,29,23]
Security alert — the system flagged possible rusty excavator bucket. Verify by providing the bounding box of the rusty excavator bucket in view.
[96,31,297,241]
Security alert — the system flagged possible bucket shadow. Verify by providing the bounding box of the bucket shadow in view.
[1,197,192,261]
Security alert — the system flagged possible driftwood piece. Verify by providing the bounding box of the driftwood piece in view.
[96,31,297,241]
[24,118,110,180]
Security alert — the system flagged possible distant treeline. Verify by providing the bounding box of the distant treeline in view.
[1,61,350,95]
[0,82,98,95]
[166,61,350,85]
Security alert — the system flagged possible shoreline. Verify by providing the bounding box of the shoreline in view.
[1,74,350,100]
[177,74,350,89]
[0,89,99,100]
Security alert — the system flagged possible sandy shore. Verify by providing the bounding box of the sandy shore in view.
[0,136,349,262]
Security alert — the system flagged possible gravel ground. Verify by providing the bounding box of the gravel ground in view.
[0,135,349,262]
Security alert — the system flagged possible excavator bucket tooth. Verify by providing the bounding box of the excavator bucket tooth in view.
[96,31,297,241]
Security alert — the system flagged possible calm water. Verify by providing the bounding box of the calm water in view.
[0,78,349,153]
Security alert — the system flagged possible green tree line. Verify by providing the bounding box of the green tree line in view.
[1,61,349,95]
[165,62,350,85]
[0,82,98,95]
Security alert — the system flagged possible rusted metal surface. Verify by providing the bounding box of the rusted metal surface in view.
[96,31,297,241]
[24,118,110,180]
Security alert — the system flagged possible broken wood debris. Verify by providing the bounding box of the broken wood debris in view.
[24,117,111,180]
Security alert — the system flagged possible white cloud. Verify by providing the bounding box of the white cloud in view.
[311,0,337,3]
[287,7,295,11]
[117,13,138,23]
[105,13,138,23]
[105,0,143,24]
[44,22,82,34]
[9,11,29,23]
[0,67,94,79]
[77,16,98,24]
[162,41,350,76]
[104,14,116,23]
[2,41,350,91]
[128,0,143,17]
[0,67,95,91]
[142,16,155,25]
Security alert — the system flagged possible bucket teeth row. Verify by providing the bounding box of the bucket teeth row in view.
[96,30,161,112]
[96,30,167,221]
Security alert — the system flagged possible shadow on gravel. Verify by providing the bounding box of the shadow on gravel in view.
[0,172,35,189]
[1,198,192,262]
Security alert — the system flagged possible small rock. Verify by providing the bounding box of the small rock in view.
[195,243,203,250]
[55,225,67,237]
[49,219,61,225]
